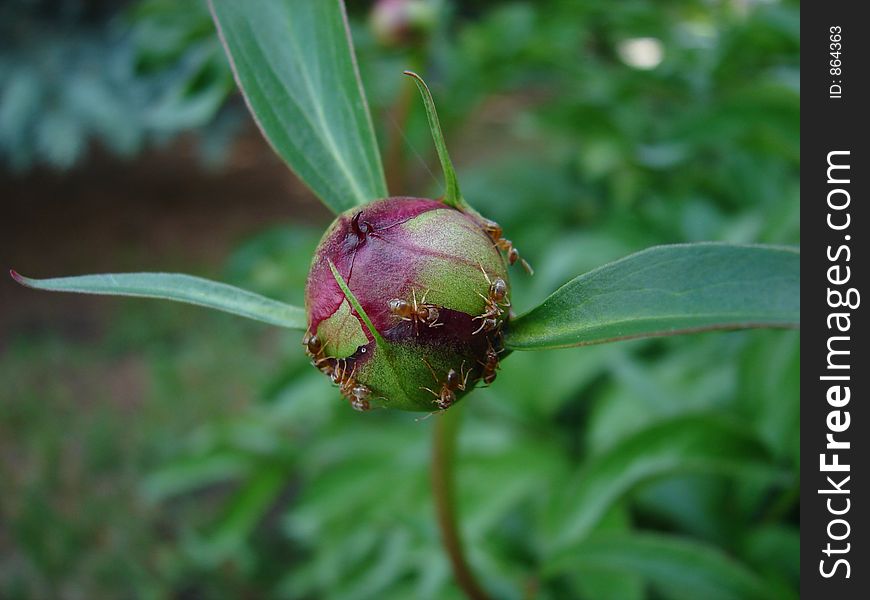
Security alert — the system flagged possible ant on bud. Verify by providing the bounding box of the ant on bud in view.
[303,332,337,376]
[331,359,374,412]
[421,358,470,410]
[479,218,533,275]
[473,265,510,335]
[388,289,442,333]
[479,338,504,385]
[304,333,374,412]
[349,384,371,412]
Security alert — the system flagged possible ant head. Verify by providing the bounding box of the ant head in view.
[440,389,457,408]
[481,218,502,239]
[306,334,322,355]
[389,298,408,312]
[490,278,507,301]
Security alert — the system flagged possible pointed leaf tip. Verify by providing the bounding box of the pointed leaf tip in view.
[403,70,466,210]
[9,271,307,330]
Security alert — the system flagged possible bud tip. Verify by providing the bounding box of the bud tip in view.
[9,269,27,286]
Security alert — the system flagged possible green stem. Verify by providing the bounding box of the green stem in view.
[431,407,491,600]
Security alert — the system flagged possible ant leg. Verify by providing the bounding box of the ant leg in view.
[458,361,470,390]
[494,328,506,349]
[520,257,534,275]
[331,359,344,385]
[415,411,437,422]
[412,289,420,336]
[421,357,440,383]
[478,262,492,286]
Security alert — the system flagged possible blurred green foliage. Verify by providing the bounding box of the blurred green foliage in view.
[0,0,235,171]
[1,0,799,598]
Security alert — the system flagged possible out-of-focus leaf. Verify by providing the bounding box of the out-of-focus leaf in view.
[505,244,799,350]
[11,271,306,330]
[209,0,387,212]
[567,506,644,600]
[737,330,800,460]
[741,524,800,586]
[545,414,785,551]
[544,533,792,600]
[205,464,286,555]
[142,454,252,502]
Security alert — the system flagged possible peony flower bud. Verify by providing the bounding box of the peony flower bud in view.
[369,0,438,48]
[304,197,509,412]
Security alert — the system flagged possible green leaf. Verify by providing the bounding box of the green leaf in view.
[544,533,793,600]
[142,454,252,503]
[209,0,387,212]
[404,71,463,209]
[404,71,487,223]
[505,243,799,350]
[205,464,286,555]
[11,270,306,330]
[545,414,786,551]
[327,260,385,347]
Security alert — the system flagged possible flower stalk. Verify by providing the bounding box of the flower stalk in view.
[431,407,492,600]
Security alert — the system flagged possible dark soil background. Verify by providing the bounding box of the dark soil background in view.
[1,127,330,346]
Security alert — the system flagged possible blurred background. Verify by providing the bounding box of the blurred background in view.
[1,0,799,598]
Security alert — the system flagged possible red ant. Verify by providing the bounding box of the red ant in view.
[421,358,470,411]
[479,218,533,275]
[348,384,372,412]
[304,335,373,412]
[479,339,504,385]
[331,359,375,412]
[472,266,510,335]
[303,332,336,376]
[388,289,442,333]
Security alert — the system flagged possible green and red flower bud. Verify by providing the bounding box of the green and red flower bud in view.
[304,197,509,412]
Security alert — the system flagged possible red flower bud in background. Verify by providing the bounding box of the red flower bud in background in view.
[370,0,438,48]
